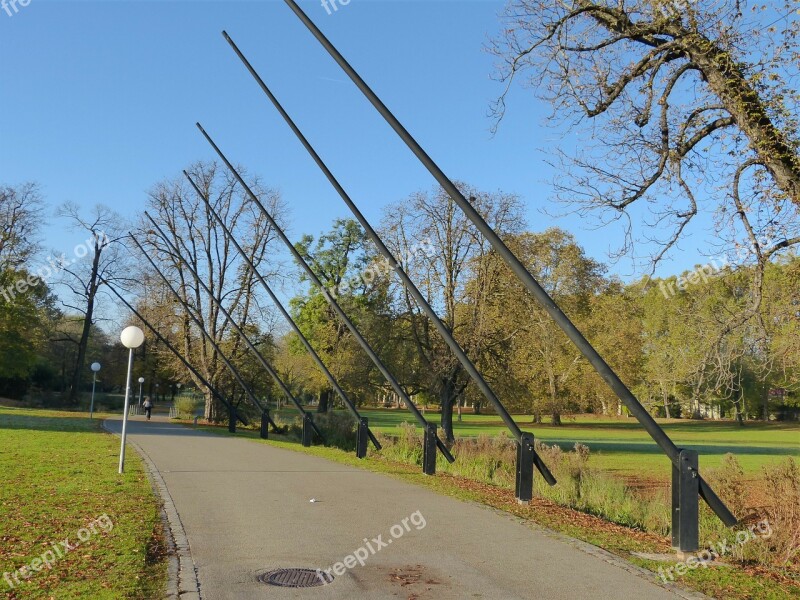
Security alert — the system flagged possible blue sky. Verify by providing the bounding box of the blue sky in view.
[1,0,722,304]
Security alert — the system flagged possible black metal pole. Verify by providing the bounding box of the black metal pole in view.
[184,173,380,451]
[100,276,248,426]
[278,0,735,527]
[356,417,369,459]
[143,213,322,441]
[229,404,237,433]
[515,433,535,504]
[195,122,454,465]
[222,31,554,486]
[129,233,271,424]
[672,449,700,552]
[422,423,437,476]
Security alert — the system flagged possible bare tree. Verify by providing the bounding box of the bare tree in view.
[380,184,524,442]
[55,203,129,406]
[491,0,800,269]
[137,161,286,422]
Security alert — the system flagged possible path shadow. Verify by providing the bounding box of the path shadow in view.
[104,417,221,439]
[0,412,106,434]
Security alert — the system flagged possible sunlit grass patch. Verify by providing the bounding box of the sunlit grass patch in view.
[0,407,166,599]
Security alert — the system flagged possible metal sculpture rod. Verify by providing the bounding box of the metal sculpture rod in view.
[129,233,271,421]
[100,275,248,426]
[143,213,323,439]
[278,0,735,527]
[184,171,380,450]
[222,31,555,486]
[196,122,454,464]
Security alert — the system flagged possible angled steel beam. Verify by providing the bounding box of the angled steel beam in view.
[222,31,555,486]
[143,212,322,440]
[100,275,248,426]
[278,0,735,527]
[184,171,381,451]
[129,233,272,425]
[196,122,455,466]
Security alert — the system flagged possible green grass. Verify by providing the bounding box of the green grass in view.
[0,407,166,599]
[267,408,800,479]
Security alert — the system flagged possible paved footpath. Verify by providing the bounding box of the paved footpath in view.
[106,416,699,600]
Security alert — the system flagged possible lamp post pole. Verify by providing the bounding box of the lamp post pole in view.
[138,377,145,407]
[119,326,144,474]
[90,362,101,419]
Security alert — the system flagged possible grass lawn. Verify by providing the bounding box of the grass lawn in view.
[268,408,800,479]
[0,407,166,599]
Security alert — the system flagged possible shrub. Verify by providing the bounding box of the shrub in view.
[314,411,357,451]
[273,414,302,442]
[758,457,800,567]
[376,422,424,465]
[174,396,200,420]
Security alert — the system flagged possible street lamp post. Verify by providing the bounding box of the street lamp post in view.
[90,362,101,419]
[119,326,145,474]
[138,377,145,406]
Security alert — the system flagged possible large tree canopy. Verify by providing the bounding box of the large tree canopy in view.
[491,0,800,266]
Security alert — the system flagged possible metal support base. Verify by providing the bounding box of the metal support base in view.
[260,409,270,440]
[515,432,535,503]
[302,413,314,447]
[356,417,369,459]
[422,423,437,475]
[672,449,699,552]
[228,405,236,433]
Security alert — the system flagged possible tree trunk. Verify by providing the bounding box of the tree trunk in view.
[65,240,103,406]
[663,392,671,419]
[547,368,562,426]
[204,390,227,422]
[685,34,800,205]
[440,398,455,444]
[318,388,331,413]
[732,375,745,426]
[439,377,458,444]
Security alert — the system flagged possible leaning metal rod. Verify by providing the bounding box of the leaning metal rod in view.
[223,31,555,485]
[280,0,735,526]
[196,122,454,463]
[143,213,321,439]
[185,172,380,450]
[130,233,270,421]
[100,275,248,426]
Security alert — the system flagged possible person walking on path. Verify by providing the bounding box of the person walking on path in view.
[143,397,153,421]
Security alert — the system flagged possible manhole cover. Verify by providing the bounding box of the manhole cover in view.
[257,568,334,588]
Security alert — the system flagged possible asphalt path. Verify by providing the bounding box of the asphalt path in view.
[105,416,695,600]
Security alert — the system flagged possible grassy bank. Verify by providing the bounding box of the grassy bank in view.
[0,407,167,599]
[265,408,800,477]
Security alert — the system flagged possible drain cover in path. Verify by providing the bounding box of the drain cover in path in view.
[257,568,334,588]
